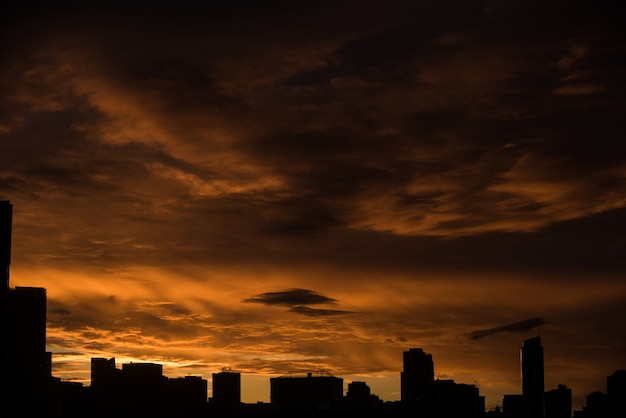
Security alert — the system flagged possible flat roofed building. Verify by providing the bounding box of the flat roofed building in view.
[212,370,241,405]
[521,337,545,418]
[270,372,343,407]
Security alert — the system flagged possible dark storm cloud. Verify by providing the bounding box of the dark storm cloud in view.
[288,306,353,317]
[466,317,546,340]
[243,289,355,316]
[243,288,338,306]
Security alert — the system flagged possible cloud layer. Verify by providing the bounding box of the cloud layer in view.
[1,0,625,410]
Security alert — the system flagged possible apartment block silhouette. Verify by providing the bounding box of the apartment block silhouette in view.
[211,369,241,408]
[400,347,434,403]
[0,201,53,417]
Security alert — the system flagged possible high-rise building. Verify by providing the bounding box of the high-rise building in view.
[401,348,434,403]
[0,201,52,417]
[0,200,11,287]
[212,369,241,406]
[607,370,626,417]
[521,336,545,418]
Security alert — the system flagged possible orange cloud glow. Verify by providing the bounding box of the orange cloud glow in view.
[2,1,625,412]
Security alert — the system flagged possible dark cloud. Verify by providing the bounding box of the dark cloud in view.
[288,306,353,317]
[242,289,355,317]
[243,288,338,307]
[466,317,546,340]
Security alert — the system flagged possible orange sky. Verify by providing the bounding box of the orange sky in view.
[1,0,625,411]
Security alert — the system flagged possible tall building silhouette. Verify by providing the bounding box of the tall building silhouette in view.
[212,369,241,406]
[521,336,545,418]
[0,200,53,417]
[0,200,11,287]
[607,370,626,417]
[401,348,434,403]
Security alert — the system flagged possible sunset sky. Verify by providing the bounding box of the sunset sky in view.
[1,0,625,410]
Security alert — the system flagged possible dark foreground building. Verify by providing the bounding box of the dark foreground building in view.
[89,357,208,418]
[0,201,54,417]
[210,369,242,414]
[270,371,343,411]
[521,336,545,418]
[401,347,434,403]
[400,347,484,418]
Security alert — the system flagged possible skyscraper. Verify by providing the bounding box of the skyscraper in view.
[0,201,52,417]
[212,369,241,406]
[0,200,12,287]
[401,348,434,403]
[607,370,626,417]
[521,336,545,418]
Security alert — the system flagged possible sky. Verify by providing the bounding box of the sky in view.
[1,0,625,410]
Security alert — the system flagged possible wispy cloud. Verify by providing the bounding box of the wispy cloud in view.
[466,317,546,340]
[288,306,353,316]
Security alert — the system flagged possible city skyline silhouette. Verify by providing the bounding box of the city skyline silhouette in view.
[1,0,626,415]
[2,200,625,417]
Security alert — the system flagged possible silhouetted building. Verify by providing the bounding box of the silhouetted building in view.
[212,369,241,406]
[487,405,503,417]
[91,357,118,387]
[418,379,485,418]
[503,394,526,418]
[347,381,371,400]
[1,201,53,417]
[521,336,544,418]
[48,378,87,418]
[545,384,571,418]
[167,375,208,417]
[0,200,11,287]
[401,348,434,403]
[89,357,207,417]
[581,391,608,418]
[270,372,343,410]
[607,370,626,417]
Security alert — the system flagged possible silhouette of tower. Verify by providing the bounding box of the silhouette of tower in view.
[212,369,241,406]
[607,370,626,417]
[0,201,52,417]
[1,200,12,287]
[0,201,11,392]
[521,336,544,418]
[401,348,434,403]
